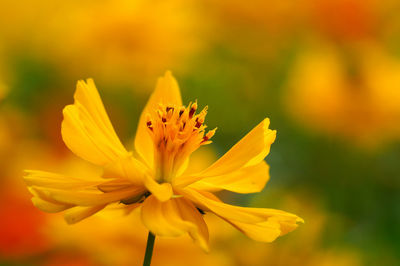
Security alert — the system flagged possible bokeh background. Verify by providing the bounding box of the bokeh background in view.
[0,0,399,265]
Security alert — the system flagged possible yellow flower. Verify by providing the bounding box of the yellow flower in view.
[0,0,206,87]
[284,43,400,148]
[24,71,303,251]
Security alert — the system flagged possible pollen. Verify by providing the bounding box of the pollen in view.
[146,101,216,183]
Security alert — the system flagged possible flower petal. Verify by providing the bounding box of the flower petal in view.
[31,195,72,213]
[24,170,106,189]
[28,186,73,210]
[188,161,270,194]
[102,155,151,185]
[174,197,210,251]
[141,195,209,251]
[134,71,182,168]
[175,118,276,187]
[142,177,173,202]
[226,220,281,242]
[201,118,275,176]
[64,205,107,224]
[32,185,146,206]
[182,188,303,242]
[27,186,73,213]
[62,79,129,166]
[102,155,173,202]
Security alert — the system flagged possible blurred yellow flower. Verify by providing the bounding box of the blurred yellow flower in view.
[285,43,400,148]
[25,71,302,251]
[0,0,206,87]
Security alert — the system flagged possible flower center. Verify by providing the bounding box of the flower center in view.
[146,101,216,183]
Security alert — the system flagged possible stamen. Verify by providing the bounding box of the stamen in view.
[147,101,216,183]
[195,118,202,128]
[189,102,197,118]
[201,128,217,144]
[179,107,185,117]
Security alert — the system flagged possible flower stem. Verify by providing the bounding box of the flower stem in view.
[143,231,156,266]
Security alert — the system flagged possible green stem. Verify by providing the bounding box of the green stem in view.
[143,231,156,266]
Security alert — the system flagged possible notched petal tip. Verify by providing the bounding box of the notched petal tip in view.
[61,80,128,166]
[182,189,302,243]
[262,117,271,127]
[296,216,305,224]
[262,117,277,141]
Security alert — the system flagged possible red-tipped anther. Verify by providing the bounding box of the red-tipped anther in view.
[189,102,198,118]
[201,136,209,143]
[195,118,203,128]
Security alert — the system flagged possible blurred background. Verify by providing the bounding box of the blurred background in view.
[0,0,399,265]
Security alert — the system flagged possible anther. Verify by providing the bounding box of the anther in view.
[189,102,198,118]
[201,136,209,143]
[201,128,217,143]
[195,118,202,128]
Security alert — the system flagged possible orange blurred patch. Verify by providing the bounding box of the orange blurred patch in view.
[0,186,50,258]
[308,0,377,41]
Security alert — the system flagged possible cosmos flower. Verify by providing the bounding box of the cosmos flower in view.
[24,71,302,251]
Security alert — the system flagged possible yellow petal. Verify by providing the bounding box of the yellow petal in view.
[174,197,210,251]
[141,195,209,251]
[175,118,276,187]
[97,179,136,193]
[24,170,106,189]
[102,155,150,185]
[188,161,270,194]
[201,118,275,175]
[227,220,281,242]
[103,155,172,202]
[33,185,145,206]
[64,205,107,224]
[31,197,72,213]
[142,177,173,202]
[62,79,128,166]
[181,188,303,242]
[134,71,182,168]
[123,203,141,215]
[28,186,73,213]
